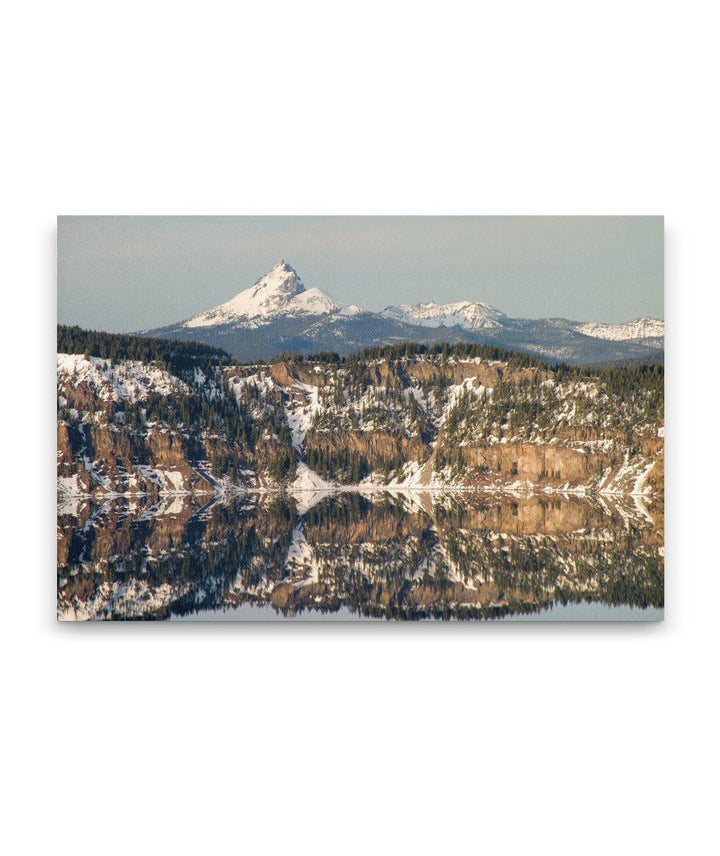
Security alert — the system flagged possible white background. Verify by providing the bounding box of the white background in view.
[3,1,718,854]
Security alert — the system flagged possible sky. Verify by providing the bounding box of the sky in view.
[57,216,663,332]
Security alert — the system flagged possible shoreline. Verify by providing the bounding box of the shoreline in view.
[57,482,662,502]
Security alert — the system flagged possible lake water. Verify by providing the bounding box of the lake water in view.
[57,490,664,622]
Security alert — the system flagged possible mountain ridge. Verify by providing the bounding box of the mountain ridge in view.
[141,261,664,365]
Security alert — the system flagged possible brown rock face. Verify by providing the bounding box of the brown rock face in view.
[405,360,549,388]
[458,443,607,487]
[57,420,228,495]
[268,362,331,388]
[305,428,429,464]
[145,430,190,469]
[57,422,76,478]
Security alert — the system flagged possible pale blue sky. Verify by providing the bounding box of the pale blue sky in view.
[58,216,663,332]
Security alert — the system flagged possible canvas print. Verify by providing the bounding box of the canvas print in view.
[57,216,664,621]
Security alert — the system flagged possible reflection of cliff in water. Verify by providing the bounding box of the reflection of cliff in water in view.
[57,491,664,621]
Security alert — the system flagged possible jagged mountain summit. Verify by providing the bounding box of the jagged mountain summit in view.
[183,260,340,328]
[142,261,664,365]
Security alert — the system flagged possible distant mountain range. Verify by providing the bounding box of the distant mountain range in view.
[141,260,664,365]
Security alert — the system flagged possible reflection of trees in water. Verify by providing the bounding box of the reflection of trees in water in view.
[58,496,293,620]
[57,492,663,620]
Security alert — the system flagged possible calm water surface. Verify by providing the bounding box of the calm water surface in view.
[57,490,664,622]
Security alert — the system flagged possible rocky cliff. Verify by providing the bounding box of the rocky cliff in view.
[58,336,664,501]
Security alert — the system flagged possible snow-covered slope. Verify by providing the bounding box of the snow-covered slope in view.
[336,304,368,317]
[57,353,190,402]
[575,318,664,341]
[381,300,507,330]
[183,261,339,328]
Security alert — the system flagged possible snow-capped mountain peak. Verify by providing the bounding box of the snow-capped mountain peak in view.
[248,259,305,301]
[184,261,340,328]
[381,300,507,331]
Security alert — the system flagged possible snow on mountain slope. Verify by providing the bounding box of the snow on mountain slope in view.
[576,318,664,341]
[336,304,368,317]
[57,353,190,402]
[381,300,507,330]
[183,261,339,328]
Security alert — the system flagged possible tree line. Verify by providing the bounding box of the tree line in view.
[57,325,235,378]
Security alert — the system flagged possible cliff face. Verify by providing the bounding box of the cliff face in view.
[458,442,608,484]
[58,349,663,499]
[304,428,429,468]
[56,352,294,497]
[442,441,662,494]
[231,353,663,496]
[57,420,217,495]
